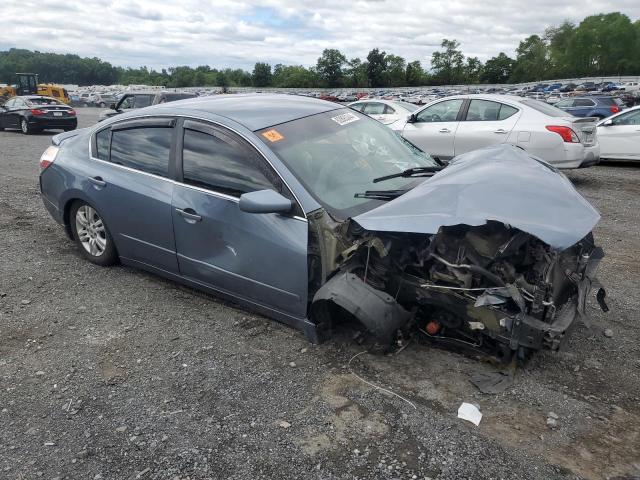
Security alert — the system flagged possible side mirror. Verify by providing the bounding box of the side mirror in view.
[109,103,116,110]
[239,189,293,214]
[601,119,613,126]
[407,113,416,123]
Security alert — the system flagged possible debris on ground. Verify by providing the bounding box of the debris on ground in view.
[457,403,483,426]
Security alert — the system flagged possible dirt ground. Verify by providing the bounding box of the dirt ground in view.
[1,108,639,480]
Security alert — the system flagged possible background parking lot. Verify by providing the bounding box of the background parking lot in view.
[1,109,640,479]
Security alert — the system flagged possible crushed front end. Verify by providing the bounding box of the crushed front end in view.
[313,221,606,361]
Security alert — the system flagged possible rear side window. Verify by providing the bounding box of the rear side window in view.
[182,128,274,197]
[574,99,596,107]
[519,99,569,117]
[364,103,386,115]
[109,127,172,177]
[95,128,110,160]
[465,100,518,121]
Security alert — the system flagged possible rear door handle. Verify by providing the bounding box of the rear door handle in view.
[438,128,451,133]
[493,129,508,134]
[88,176,106,187]
[175,207,202,222]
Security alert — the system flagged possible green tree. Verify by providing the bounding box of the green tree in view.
[464,57,483,84]
[430,39,465,85]
[481,53,514,83]
[344,58,368,88]
[405,60,425,86]
[545,21,575,78]
[510,35,548,82]
[384,54,406,86]
[315,48,347,87]
[252,62,272,87]
[366,48,387,87]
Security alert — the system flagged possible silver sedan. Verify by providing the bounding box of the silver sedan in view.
[389,94,600,169]
[348,99,417,125]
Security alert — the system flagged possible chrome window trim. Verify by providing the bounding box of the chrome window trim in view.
[87,113,308,222]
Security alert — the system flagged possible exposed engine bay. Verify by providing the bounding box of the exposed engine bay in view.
[310,214,607,362]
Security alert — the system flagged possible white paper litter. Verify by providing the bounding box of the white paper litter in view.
[457,402,483,426]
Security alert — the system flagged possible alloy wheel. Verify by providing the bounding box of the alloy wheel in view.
[75,205,107,257]
[21,119,28,134]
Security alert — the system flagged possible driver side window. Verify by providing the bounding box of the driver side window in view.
[415,99,463,123]
[612,109,640,126]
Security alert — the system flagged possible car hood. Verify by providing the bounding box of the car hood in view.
[353,144,600,251]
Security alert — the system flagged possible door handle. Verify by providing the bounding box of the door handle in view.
[175,207,202,222]
[493,129,508,134]
[438,128,451,133]
[88,176,106,187]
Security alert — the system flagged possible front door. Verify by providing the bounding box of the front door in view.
[401,98,464,160]
[172,120,309,317]
[599,109,640,160]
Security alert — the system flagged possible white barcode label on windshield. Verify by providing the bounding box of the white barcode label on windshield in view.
[331,112,359,126]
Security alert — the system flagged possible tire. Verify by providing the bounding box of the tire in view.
[20,118,31,135]
[70,201,118,266]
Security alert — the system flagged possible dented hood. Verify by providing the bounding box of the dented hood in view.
[353,144,600,250]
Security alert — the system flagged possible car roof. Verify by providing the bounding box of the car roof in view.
[144,93,342,131]
[16,95,59,101]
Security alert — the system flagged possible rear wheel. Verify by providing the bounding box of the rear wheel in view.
[70,202,118,266]
[20,118,31,135]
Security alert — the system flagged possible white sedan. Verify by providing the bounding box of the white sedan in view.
[597,105,640,162]
[389,94,600,169]
[348,99,417,125]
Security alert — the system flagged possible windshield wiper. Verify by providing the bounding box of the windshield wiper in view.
[354,189,406,201]
[373,166,442,184]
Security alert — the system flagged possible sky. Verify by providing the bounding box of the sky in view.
[2,0,640,71]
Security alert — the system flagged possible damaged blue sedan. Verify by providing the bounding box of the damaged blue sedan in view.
[39,94,607,362]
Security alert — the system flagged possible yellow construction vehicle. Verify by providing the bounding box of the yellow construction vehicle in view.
[0,73,70,104]
[37,84,71,104]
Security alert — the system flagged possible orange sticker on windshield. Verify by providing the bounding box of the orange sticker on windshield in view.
[262,129,284,142]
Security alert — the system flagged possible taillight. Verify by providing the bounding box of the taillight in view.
[40,146,59,171]
[546,125,580,143]
[30,109,45,116]
[610,106,620,114]
[68,110,76,116]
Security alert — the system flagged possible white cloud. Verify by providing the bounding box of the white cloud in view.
[2,0,639,70]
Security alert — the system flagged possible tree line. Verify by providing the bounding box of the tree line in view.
[1,12,638,88]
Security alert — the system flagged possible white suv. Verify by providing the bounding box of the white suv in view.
[391,94,600,169]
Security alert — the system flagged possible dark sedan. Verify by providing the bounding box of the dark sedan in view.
[38,94,606,362]
[0,96,77,134]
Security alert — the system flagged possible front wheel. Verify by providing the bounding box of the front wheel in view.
[70,202,118,266]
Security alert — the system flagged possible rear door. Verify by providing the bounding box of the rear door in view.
[171,119,309,317]
[88,118,179,273]
[453,99,520,155]
[401,98,464,160]
[571,98,597,117]
[598,109,640,160]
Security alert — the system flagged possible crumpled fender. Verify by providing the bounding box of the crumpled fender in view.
[353,144,600,251]
[312,272,412,345]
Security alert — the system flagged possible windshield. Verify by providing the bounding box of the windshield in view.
[258,108,437,218]
[519,99,569,117]
[27,97,63,106]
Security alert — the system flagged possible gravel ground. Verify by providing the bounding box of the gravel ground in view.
[1,108,639,480]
